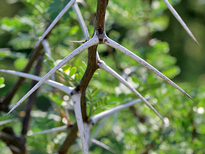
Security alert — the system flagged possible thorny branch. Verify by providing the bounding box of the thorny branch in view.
[60,0,109,152]
[77,45,98,122]
[0,0,199,153]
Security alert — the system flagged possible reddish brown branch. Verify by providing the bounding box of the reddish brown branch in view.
[95,0,109,31]
[58,0,109,152]
[129,106,147,123]
[58,123,78,154]
[78,45,98,122]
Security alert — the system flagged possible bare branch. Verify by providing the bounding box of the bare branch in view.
[21,53,44,136]
[1,22,52,112]
[78,45,98,122]
[0,44,43,112]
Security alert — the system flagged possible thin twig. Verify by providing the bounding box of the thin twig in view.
[58,123,78,153]
[1,23,52,112]
[0,44,43,112]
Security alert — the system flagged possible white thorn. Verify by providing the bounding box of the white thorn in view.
[91,98,151,124]
[72,93,89,154]
[163,0,199,45]
[98,60,164,121]
[5,35,99,117]
[33,0,76,49]
[104,37,194,101]
[30,125,68,136]
[73,2,90,40]
[0,69,74,94]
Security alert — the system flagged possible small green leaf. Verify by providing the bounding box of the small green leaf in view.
[93,72,98,77]
[0,77,4,85]
[79,73,83,80]
[74,73,79,81]
[69,67,77,76]
[0,49,11,60]
[44,59,54,69]
[68,26,79,35]
[162,66,180,78]
[79,66,85,74]
[14,58,28,70]
[0,77,5,88]
[82,61,87,69]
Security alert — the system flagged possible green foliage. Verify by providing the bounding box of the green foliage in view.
[14,58,28,70]
[86,87,110,117]
[0,77,5,88]
[0,0,204,154]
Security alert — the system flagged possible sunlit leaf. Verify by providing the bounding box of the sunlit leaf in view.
[0,77,5,88]
[14,58,28,70]
[69,67,77,76]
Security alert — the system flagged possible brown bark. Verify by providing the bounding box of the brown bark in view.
[95,0,109,31]
[78,45,98,122]
[58,0,109,152]
[58,124,78,154]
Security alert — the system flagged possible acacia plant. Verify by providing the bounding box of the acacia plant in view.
[0,0,200,153]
